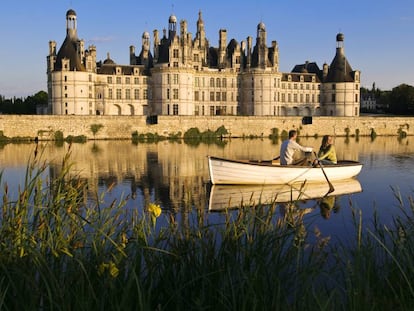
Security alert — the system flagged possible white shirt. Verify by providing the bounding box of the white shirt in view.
[280,139,312,165]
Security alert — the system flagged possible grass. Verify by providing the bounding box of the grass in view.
[0,145,413,310]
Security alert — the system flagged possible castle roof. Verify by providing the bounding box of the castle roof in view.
[54,36,85,71]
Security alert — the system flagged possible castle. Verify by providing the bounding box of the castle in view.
[46,9,360,117]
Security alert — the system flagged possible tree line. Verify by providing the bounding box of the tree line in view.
[0,91,47,114]
[1,85,413,115]
[361,83,414,115]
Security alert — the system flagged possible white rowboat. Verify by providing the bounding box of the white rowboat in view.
[208,156,363,185]
[208,178,362,211]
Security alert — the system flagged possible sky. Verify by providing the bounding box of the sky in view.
[0,0,413,98]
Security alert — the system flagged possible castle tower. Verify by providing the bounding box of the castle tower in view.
[323,33,360,116]
[168,14,177,39]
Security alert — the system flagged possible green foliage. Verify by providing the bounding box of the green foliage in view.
[269,128,279,139]
[398,128,407,139]
[168,131,182,141]
[0,91,47,114]
[280,130,288,140]
[215,125,228,137]
[65,135,87,143]
[54,130,64,141]
[183,127,201,140]
[183,127,228,146]
[385,84,414,115]
[345,127,350,137]
[90,124,104,137]
[370,128,377,141]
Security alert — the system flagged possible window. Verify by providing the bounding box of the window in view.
[216,78,221,88]
[109,89,113,99]
[173,104,178,115]
[222,78,227,88]
[125,89,131,100]
[125,77,130,84]
[210,92,215,101]
[216,92,221,101]
[107,77,112,84]
[143,89,148,99]
[167,89,170,100]
[332,84,336,90]
[116,89,122,99]
[194,91,199,101]
[134,77,139,84]
[134,89,139,99]
[173,89,179,100]
[173,74,179,84]
[173,62,178,67]
[116,77,122,84]
[222,92,227,101]
[331,94,336,101]
[173,49,179,58]
[210,78,214,87]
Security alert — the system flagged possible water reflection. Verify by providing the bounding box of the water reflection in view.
[0,136,413,224]
[208,179,362,212]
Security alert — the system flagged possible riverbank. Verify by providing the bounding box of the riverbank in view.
[0,115,413,140]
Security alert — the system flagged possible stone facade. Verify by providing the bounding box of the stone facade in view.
[47,9,360,117]
[0,115,412,140]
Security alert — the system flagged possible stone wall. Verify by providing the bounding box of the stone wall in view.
[0,115,412,140]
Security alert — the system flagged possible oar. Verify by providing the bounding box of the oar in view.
[314,152,335,193]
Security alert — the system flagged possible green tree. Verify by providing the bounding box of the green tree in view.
[387,84,414,115]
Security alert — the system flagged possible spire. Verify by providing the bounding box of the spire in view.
[66,9,78,40]
[325,33,354,82]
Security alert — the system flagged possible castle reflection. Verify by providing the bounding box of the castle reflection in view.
[0,136,412,214]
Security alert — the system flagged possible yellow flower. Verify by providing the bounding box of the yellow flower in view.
[108,261,119,278]
[147,203,162,218]
[98,261,119,278]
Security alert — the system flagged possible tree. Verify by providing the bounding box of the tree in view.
[387,84,414,115]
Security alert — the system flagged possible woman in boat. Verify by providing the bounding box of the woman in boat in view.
[316,135,337,165]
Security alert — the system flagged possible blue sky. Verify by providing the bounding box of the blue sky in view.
[0,0,413,98]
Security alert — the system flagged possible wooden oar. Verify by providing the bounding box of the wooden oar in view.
[314,152,335,193]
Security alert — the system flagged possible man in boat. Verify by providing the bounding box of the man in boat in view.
[280,130,313,165]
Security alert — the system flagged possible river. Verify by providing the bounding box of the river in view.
[1,136,413,241]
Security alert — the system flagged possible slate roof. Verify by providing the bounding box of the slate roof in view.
[54,36,85,71]
[324,48,355,83]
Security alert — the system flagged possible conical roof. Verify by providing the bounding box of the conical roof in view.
[54,36,85,71]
